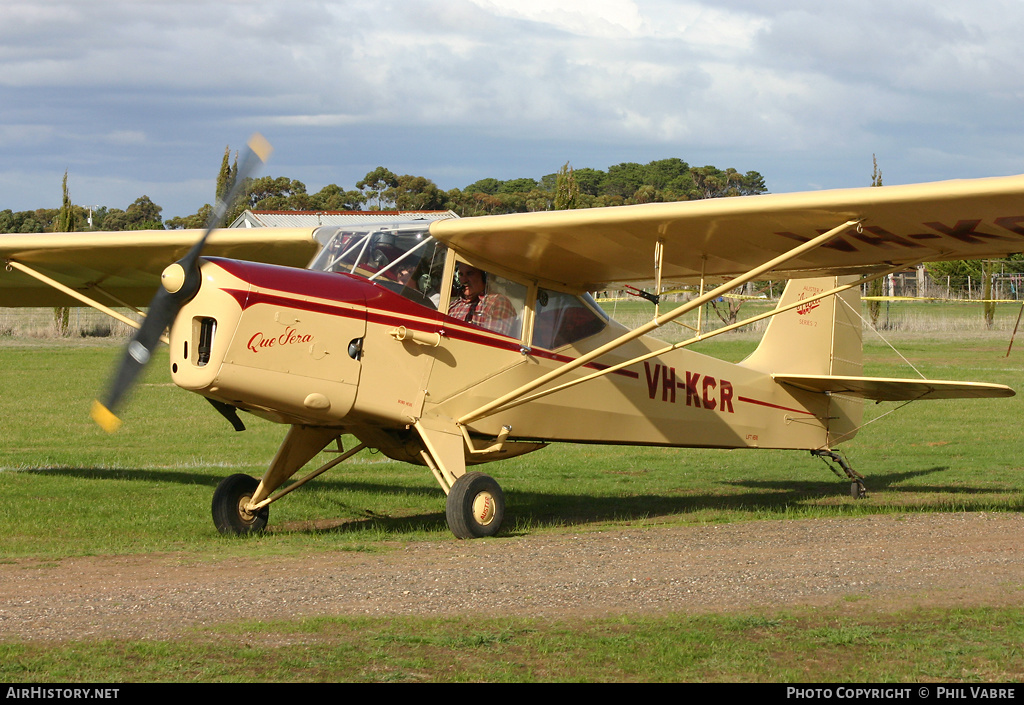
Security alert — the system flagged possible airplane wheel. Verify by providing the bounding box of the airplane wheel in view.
[212,474,269,535]
[446,472,505,539]
[851,481,867,500]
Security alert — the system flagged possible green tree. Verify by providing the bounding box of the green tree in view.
[499,178,539,194]
[356,167,399,209]
[644,158,690,190]
[571,168,606,196]
[165,204,213,230]
[690,166,747,199]
[100,208,129,231]
[53,171,74,336]
[662,172,698,200]
[463,178,503,195]
[244,176,308,209]
[216,146,237,203]
[0,210,41,233]
[12,154,773,230]
[738,171,767,195]
[553,163,581,210]
[603,162,646,198]
[309,184,366,211]
[632,184,660,204]
[55,171,75,233]
[385,175,449,210]
[124,195,163,230]
[98,197,163,231]
[982,260,996,328]
[927,259,984,292]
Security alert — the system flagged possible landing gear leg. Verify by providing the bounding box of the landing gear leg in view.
[210,425,346,536]
[811,449,867,499]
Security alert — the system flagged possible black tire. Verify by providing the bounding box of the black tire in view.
[212,474,269,535]
[445,472,505,539]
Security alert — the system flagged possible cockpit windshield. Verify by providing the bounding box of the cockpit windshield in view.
[309,224,446,309]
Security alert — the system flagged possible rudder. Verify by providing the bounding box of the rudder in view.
[741,276,863,445]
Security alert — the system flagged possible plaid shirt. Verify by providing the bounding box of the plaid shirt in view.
[448,293,517,337]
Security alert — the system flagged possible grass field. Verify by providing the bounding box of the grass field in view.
[2,607,1021,682]
[0,301,1022,682]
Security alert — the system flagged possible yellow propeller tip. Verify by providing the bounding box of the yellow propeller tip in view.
[90,400,122,434]
[247,133,273,163]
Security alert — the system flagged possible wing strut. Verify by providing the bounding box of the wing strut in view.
[457,219,863,426]
[84,284,148,317]
[468,261,916,419]
[653,237,664,319]
[4,259,149,336]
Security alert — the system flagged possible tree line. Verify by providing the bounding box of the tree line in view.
[0,150,768,233]
[7,152,1023,327]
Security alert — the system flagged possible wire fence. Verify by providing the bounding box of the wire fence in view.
[0,308,137,339]
[1,295,1018,343]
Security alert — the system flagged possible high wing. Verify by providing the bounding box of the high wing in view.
[0,228,320,307]
[429,175,1024,290]
[773,374,1014,401]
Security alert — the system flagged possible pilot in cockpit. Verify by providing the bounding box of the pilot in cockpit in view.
[447,263,517,337]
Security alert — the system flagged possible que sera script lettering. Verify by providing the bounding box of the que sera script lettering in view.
[247,326,314,353]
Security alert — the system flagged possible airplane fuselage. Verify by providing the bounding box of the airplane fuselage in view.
[169,256,847,463]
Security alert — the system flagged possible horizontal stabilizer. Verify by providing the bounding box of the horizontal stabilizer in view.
[773,374,1015,401]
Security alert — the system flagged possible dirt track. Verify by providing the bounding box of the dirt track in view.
[0,512,1021,642]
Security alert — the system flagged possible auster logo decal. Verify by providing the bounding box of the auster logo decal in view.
[247,326,314,353]
[796,287,823,316]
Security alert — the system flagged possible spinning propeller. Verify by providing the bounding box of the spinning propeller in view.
[91,134,273,432]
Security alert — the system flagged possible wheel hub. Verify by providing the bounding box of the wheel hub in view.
[237,495,257,524]
[472,491,496,526]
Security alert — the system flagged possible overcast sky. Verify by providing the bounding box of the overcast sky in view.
[3,0,1024,220]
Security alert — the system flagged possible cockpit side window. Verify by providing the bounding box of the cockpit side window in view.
[446,261,527,338]
[532,289,607,349]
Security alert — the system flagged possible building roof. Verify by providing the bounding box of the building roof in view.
[229,210,458,228]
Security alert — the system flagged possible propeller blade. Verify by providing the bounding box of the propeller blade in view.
[91,134,272,432]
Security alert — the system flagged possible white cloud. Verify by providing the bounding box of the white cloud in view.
[101,130,149,146]
[467,0,647,38]
[0,124,55,148]
[1,0,1024,216]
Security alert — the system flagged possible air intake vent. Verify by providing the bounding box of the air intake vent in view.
[197,317,217,367]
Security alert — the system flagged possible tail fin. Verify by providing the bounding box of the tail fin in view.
[741,276,863,445]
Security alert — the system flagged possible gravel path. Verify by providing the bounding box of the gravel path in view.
[1,512,1021,642]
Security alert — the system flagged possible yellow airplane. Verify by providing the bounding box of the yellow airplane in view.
[2,137,1021,538]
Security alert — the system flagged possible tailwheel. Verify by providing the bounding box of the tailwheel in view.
[212,473,269,535]
[446,471,505,539]
[851,480,867,499]
[811,449,867,500]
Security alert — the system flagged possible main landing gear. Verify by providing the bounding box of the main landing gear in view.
[811,449,867,499]
[212,473,269,534]
[209,467,508,539]
[207,424,510,539]
[445,471,506,539]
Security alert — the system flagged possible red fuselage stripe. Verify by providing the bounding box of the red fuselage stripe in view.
[737,396,816,415]
[221,286,640,380]
[212,261,811,416]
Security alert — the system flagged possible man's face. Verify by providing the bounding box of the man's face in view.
[457,265,485,299]
[397,264,415,285]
